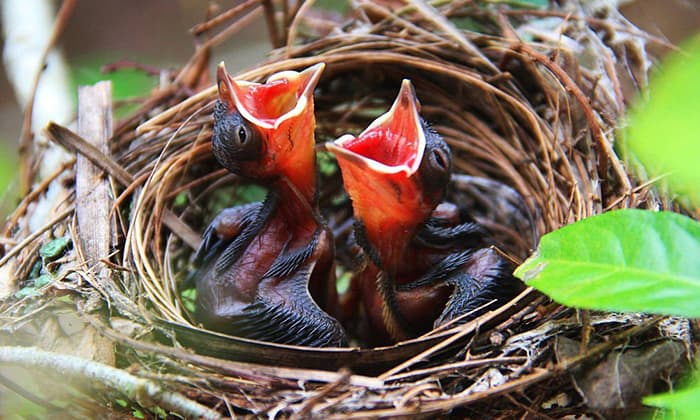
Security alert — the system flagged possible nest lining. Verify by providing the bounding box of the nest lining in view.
[0,0,692,417]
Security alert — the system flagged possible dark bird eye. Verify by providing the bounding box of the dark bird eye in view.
[237,126,247,144]
[212,110,263,170]
[431,149,449,171]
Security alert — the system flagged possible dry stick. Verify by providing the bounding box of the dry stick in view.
[497,15,631,195]
[504,393,558,420]
[190,0,260,35]
[384,356,527,383]
[292,369,352,419]
[604,174,668,211]
[76,82,115,289]
[357,1,446,44]
[397,382,442,408]
[45,123,201,250]
[177,6,264,88]
[522,43,627,190]
[261,0,281,48]
[139,52,546,141]
[4,159,74,237]
[0,346,221,420]
[500,9,677,51]
[285,0,318,58]
[17,0,77,195]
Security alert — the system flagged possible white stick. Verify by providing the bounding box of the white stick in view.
[2,0,74,183]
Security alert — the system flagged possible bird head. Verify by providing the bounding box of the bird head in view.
[326,80,452,266]
[213,62,325,202]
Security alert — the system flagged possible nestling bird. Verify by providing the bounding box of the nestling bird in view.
[326,80,522,345]
[192,62,346,347]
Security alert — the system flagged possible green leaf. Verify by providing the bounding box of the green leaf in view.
[29,261,42,278]
[71,56,159,117]
[644,380,700,419]
[317,150,338,177]
[39,237,71,260]
[151,406,168,418]
[33,274,53,288]
[14,287,40,299]
[234,184,267,204]
[314,0,348,13]
[0,144,18,200]
[514,209,700,317]
[625,34,700,206]
[180,288,197,314]
[336,267,352,295]
[173,191,188,207]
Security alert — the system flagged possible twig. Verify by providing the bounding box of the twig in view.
[45,122,202,249]
[500,9,677,51]
[384,356,527,383]
[76,81,115,288]
[0,346,221,420]
[341,316,664,418]
[190,0,260,35]
[262,0,281,48]
[379,288,536,379]
[3,159,74,237]
[292,369,351,419]
[92,320,384,389]
[285,0,317,57]
[496,14,631,193]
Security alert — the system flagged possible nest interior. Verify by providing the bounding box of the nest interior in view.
[0,1,693,418]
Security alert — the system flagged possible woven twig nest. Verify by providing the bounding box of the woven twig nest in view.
[1,1,692,418]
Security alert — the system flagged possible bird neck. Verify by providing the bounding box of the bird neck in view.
[270,174,318,228]
[362,218,416,273]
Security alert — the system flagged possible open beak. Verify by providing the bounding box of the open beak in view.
[217,62,325,129]
[326,79,425,177]
[326,80,431,260]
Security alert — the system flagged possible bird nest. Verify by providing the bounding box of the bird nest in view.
[0,1,692,418]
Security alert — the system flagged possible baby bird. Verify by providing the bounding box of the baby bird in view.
[193,63,346,347]
[327,80,521,345]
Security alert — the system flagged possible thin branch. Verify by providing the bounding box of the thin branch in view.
[0,346,221,420]
[190,0,260,35]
